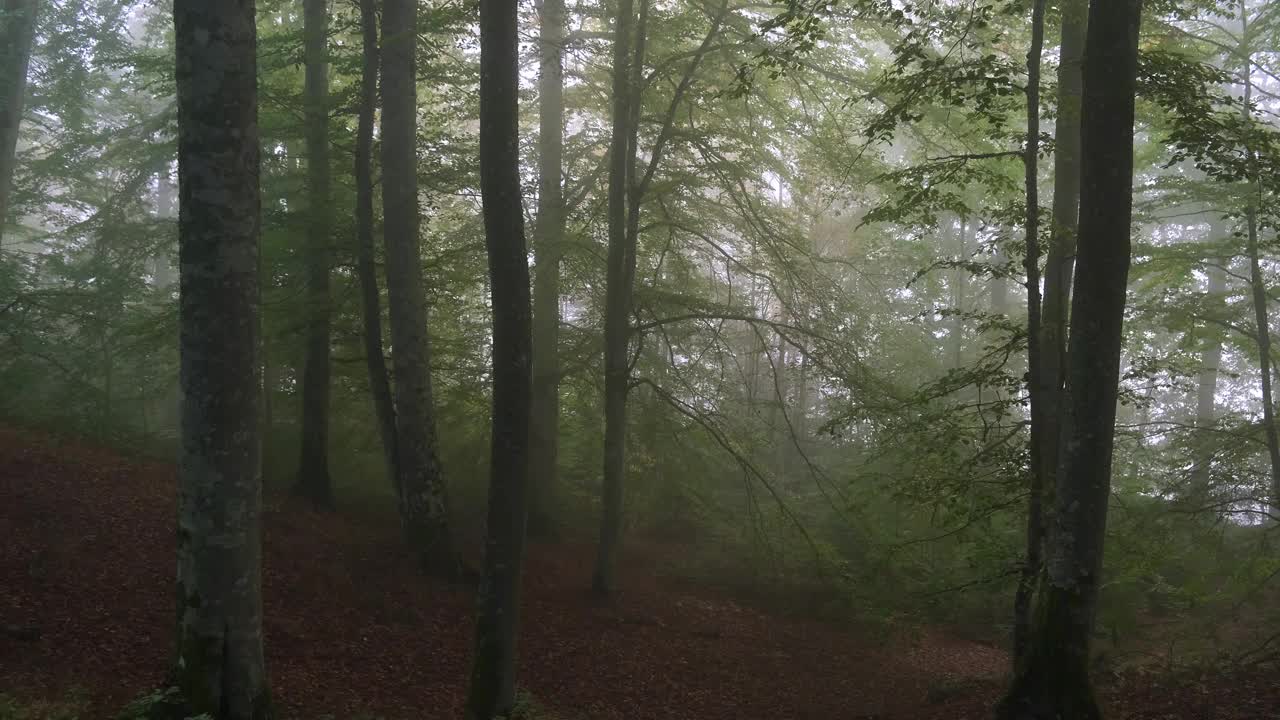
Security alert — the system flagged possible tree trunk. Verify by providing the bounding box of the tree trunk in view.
[949,216,967,368]
[990,246,1010,317]
[294,0,334,508]
[528,0,566,538]
[1191,221,1226,492]
[1013,0,1047,670]
[382,0,458,576]
[997,1,1142,717]
[1036,0,1087,490]
[355,0,399,494]
[172,0,270,716]
[0,0,36,243]
[593,0,640,598]
[1237,4,1280,511]
[466,0,532,708]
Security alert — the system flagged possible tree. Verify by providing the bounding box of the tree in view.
[594,0,642,598]
[354,0,399,493]
[381,0,458,575]
[172,0,270,716]
[594,0,727,597]
[294,0,334,507]
[528,0,567,538]
[466,0,532,707]
[1236,1,1280,510]
[0,0,37,242]
[997,0,1143,717]
[1014,0,1086,668]
[1013,0,1046,668]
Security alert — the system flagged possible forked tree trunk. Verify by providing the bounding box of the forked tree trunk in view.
[0,0,37,242]
[997,1,1142,717]
[382,0,458,575]
[355,0,399,493]
[172,0,270,716]
[295,0,334,507]
[528,0,567,538]
[466,0,533,707]
[593,0,641,598]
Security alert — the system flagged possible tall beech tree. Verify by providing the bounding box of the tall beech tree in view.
[1013,0,1046,668]
[172,0,270,716]
[295,0,334,507]
[1013,0,1087,669]
[529,0,567,538]
[381,0,458,574]
[0,0,37,241]
[998,0,1143,716]
[354,0,399,493]
[466,0,532,707]
[593,0,728,596]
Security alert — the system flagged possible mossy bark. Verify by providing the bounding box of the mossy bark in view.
[172,0,270,717]
[381,0,458,577]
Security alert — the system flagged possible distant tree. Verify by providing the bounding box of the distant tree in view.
[465,0,532,708]
[172,0,270,717]
[294,0,334,507]
[354,0,399,493]
[381,0,458,575]
[998,0,1143,717]
[0,0,37,242]
[528,0,566,538]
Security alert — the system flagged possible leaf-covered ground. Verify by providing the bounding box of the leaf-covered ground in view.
[0,426,1273,719]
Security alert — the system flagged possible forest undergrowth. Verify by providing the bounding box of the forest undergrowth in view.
[1,425,1275,720]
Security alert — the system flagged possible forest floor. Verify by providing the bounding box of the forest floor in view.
[0,425,1275,720]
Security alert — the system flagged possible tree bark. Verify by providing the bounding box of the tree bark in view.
[355,0,399,494]
[0,0,36,243]
[294,0,334,508]
[1191,221,1226,492]
[593,0,640,598]
[1237,3,1280,511]
[1013,0,1047,670]
[382,0,458,576]
[997,1,1142,717]
[528,0,567,538]
[592,0,725,597]
[466,0,532,708]
[172,0,270,716]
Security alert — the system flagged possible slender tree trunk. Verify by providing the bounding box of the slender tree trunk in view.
[1245,198,1280,508]
[997,1,1142,717]
[0,0,36,242]
[949,217,967,368]
[990,246,1010,317]
[1013,0,1048,670]
[528,0,566,538]
[1191,221,1226,492]
[382,0,458,575]
[1037,0,1087,489]
[1237,4,1280,510]
[355,0,399,494]
[593,0,639,598]
[294,0,334,508]
[172,0,270,716]
[466,0,532,707]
